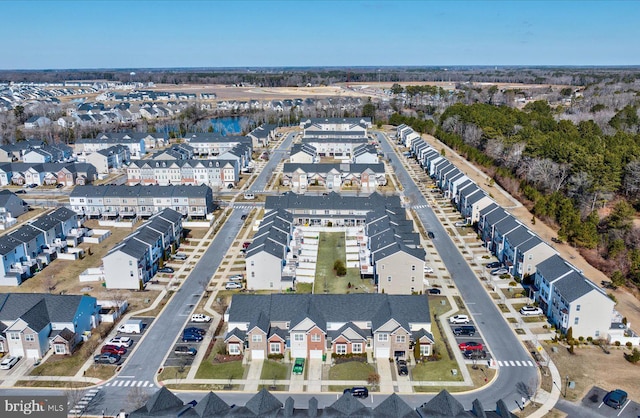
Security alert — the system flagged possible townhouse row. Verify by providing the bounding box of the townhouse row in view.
[102,208,183,289]
[289,143,379,165]
[0,207,79,286]
[224,294,434,361]
[69,184,216,219]
[282,162,386,192]
[247,192,426,295]
[404,125,616,339]
[0,162,97,187]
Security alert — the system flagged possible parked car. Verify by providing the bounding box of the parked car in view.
[490,268,509,276]
[229,274,243,282]
[242,242,251,249]
[182,333,203,342]
[396,359,408,376]
[158,267,174,274]
[94,353,121,364]
[173,253,187,261]
[449,315,470,324]
[240,214,248,220]
[551,237,562,244]
[485,262,501,269]
[454,221,466,227]
[519,306,543,316]
[453,326,476,336]
[184,327,206,336]
[458,341,483,351]
[0,356,20,370]
[101,344,127,355]
[293,358,305,375]
[428,288,441,295]
[174,346,197,356]
[343,387,369,398]
[225,282,243,290]
[427,231,435,239]
[56,183,64,188]
[14,189,26,194]
[28,183,37,188]
[463,349,487,359]
[108,337,133,348]
[603,389,628,409]
[423,265,434,274]
[191,314,211,323]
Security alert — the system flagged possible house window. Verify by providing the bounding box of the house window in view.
[25,334,35,342]
[574,317,579,325]
[336,344,347,355]
[228,344,240,355]
[411,276,415,282]
[54,344,66,355]
[251,272,255,278]
[387,276,391,282]
[377,333,388,342]
[420,344,430,357]
[9,332,19,340]
[269,343,281,354]
[352,343,363,354]
[251,335,262,342]
[311,334,321,342]
[595,330,600,337]
[576,305,581,312]
[250,261,254,266]
[293,333,304,342]
[411,265,416,271]
[129,260,132,266]
[396,335,406,343]
[381,265,384,270]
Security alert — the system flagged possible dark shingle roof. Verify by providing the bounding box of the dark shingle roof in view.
[0,293,87,324]
[244,388,283,416]
[416,390,469,417]
[374,393,419,418]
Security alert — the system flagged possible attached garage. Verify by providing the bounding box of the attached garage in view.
[26,349,40,359]
[309,350,323,359]
[251,350,265,360]
[291,348,306,358]
[375,347,390,359]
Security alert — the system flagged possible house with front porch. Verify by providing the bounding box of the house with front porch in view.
[223,294,433,361]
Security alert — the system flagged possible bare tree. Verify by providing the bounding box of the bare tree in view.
[126,386,151,411]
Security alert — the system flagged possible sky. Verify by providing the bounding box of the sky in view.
[0,0,638,70]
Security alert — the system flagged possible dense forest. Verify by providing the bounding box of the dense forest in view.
[2,66,640,87]
[390,98,640,288]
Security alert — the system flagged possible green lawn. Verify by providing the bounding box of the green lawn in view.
[195,360,245,379]
[296,282,313,293]
[412,360,463,382]
[315,232,374,294]
[260,360,289,380]
[328,361,376,380]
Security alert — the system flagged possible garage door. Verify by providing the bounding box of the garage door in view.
[26,349,39,359]
[309,350,323,359]
[291,348,306,358]
[251,350,265,360]
[375,347,390,359]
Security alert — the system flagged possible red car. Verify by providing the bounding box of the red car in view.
[242,242,251,249]
[101,344,127,355]
[458,341,483,351]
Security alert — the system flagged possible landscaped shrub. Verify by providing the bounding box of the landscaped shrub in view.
[614,341,621,347]
[331,353,367,364]
[333,260,346,276]
[624,348,640,363]
[626,342,633,349]
[268,353,284,360]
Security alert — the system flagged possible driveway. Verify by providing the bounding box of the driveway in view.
[376,358,394,393]
[244,358,263,392]
[306,358,323,392]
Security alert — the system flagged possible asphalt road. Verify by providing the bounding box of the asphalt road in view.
[375,131,538,409]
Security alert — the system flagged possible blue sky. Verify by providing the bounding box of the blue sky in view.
[0,1,637,69]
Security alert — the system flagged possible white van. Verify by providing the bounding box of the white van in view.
[243,192,255,200]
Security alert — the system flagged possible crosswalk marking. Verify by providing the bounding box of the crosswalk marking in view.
[496,360,536,368]
[515,361,521,366]
[509,361,516,366]
[412,204,430,209]
[103,379,152,388]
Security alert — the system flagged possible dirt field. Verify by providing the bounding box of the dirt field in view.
[544,341,640,402]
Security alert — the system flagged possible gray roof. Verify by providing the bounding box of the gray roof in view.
[284,162,384,175]
[48,207,77,222]
[0,235,23,256]
[504,226,535,248]
[193,392,229,417]
[0,293,89,324]
[374,393,420,418]
[70,184,212,199]
[8,224,43,243]
[128,386,184,417]
[244,388,283,416]
[416,390,469,417]
[265,192,401,213]
[324,394,373,416]
[536,254,574,282]
[553,271,604,303]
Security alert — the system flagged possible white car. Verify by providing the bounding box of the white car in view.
[423,265,434,274]
[191,314,211,323]
[519,306,544,316]
[491,268,509,276]
[449,314,470,324]
[0,356,19,370]
[454,221,467,227]
[228,274,243,282]
[108,336,133,348]
[225,282,243,290]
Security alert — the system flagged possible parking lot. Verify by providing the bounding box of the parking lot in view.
[448,318,492,364]
[97,316,154,366]
[581,387,640,418]
[164,318,212,368]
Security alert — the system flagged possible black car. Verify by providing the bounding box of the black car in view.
[240,214,248,220]
[428,288,441,295]
[463,349,487,359]
[14,189,26,194]
[603,389,628,409]
[396,359,408,376]
[56,183,64,188]
[184,327,206,336]
[343,387,368,398]
[453,325,476,336]
[485,262,501,269]
[427,231,435,239]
